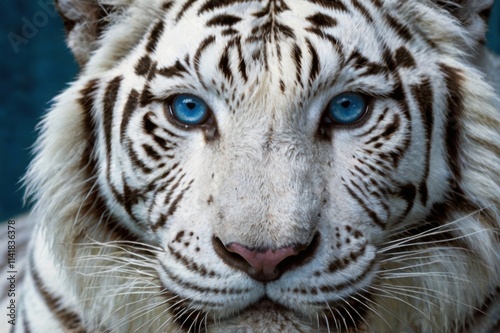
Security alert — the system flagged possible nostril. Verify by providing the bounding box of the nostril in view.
[212,233,320,282]
[225,243,299,279]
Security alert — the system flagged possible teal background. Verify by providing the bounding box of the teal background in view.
[1,1,500,221]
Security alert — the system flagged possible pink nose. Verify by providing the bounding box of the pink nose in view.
[213,235,320,281]
[225,243,299,279]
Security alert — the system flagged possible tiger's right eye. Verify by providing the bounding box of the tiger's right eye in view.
[326,92,368,125]
[170,94,210,126]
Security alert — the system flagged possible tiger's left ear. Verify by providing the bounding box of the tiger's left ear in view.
[55,0,132,66]
[432,0,494,46]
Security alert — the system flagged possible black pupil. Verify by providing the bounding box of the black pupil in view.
[341,100,351,108]
[186,102,196,110]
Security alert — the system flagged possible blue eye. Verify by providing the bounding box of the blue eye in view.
[171,94,210,125]
[327,92,367,125]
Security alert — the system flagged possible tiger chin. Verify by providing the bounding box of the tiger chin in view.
[9,0,500,332]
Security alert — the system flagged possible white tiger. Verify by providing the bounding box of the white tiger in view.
[2,0,500,332]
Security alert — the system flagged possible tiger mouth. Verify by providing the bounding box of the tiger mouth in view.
[168,294,367,332]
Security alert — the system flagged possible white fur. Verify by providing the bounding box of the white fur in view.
[16,0,500,332]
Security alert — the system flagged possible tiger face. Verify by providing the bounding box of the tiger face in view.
[29,0,499,332]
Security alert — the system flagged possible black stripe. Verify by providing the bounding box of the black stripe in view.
[146,21,165,53]
[135,55,152,76]
[144,111,180,141]
[194,35,216,76]
[219,45,233,82]
[291,43,303,86]
[153,180,193,231]
[308,0,348,12]
[166,180,193,218]
[206,14,241,27]
[77,79,142,243]
[103,77,122,165]
[344,182,385,228]
[397,183,417,219]
[30,257,85,331]
[140,83,154,107]
[198,0,248,14]
[385,13,412,41]
[122,176,144,219]
[159,260,248,295]
[364,114,401,145]
[21,304,31,333]
[389,75,412,167]
[306,12,338,27]
[394,46,416,69]
[347,50,387,77]
[351,0,374,23]
[142,144,162,160]
[319,256,376,293]
[236,37,248,82]
[164,173,186,206]
[176,0,198,21]
[103,77,125,204]
[439,63,464,190]
[411,78,434,206]
[158,60,189,78]
[129,143,153,174]
[162,1,175,12]
[306,39,320,83]
[120,89,140,145]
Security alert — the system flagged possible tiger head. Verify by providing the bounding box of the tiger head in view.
[28,0,499,332]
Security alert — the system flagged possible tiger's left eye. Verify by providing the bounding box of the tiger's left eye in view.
[170,94,210,126]
[326,92,368,125]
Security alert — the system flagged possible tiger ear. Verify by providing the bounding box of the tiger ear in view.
[55,0,123,66]
[433,0,493,46]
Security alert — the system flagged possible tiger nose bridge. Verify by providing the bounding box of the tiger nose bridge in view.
[215,155,320,249]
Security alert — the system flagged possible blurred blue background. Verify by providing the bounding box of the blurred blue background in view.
[0,1,500,221]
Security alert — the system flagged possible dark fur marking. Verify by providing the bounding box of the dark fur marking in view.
[153,180,192,231]
[146,21,165,53]
[176,0,197,21]
[120,89,140,145]
[129,144,153,174]
[351,0,374,23]
[194,35,217,75]
[142,144,162,161]
[135,55,152,76]
[162,1,175,12]
[158,60,189,78]
[344,183,385,228]
[398,183,417,219]
[102,77,124,203]
[412,78,434,206]
[306,39,320,83]
[21,306,32,333]
[206,14,242,27]
[385,13,413,41]
[140,84,155,107]
[439,63,464,189]
[235,38,248,82]
[291,43,303,85]
[78,80,142,243]
[394,46,416,69]
[219,45,233,82]
[198,0,249,14]
[30,256,85,331]
[306,13,338,27]
[308,0,348,12]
